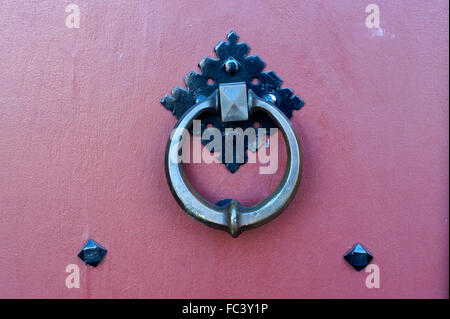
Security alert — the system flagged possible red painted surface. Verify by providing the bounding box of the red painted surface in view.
[0,1,448,298]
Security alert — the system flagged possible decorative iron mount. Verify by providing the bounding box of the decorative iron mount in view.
[162,31,305,237]
[161,31,305,172]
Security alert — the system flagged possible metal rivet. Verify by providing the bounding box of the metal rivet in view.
[78,239,107,267]
[344,243,373,271]
[223,57,240,74]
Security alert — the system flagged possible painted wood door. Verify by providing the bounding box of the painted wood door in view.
[0,0,448,298]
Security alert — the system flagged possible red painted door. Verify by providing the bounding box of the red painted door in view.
[0,1,448,298]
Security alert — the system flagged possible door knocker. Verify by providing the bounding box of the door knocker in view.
[161,31,305,237]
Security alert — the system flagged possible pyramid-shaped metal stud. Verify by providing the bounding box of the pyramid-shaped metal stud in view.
[344,243,373,271]
[219,82,248,122]
[78,239,107,267]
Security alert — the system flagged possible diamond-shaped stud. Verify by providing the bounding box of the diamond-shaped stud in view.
[219,82,248,122]
[78,239,107,267]
[344,243,373,271]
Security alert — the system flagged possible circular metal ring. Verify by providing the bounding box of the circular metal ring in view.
[165,89,302,237]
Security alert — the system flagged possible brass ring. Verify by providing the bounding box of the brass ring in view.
[165,89,302,237]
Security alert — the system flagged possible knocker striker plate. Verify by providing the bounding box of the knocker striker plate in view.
[162,31,305,237]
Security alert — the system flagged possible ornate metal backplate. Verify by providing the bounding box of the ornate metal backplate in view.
[161,31,305,172]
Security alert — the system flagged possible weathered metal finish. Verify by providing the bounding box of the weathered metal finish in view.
[165,90,302,237]
[161,31,305,172]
